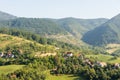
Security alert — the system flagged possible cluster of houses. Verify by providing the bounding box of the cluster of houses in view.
[83,58,107,67]
[84,59,120,68]
[1,50,120,68]
[64,52,120,68]
[0,52,15,58]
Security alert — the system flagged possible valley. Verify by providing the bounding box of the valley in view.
[0,11,120,80]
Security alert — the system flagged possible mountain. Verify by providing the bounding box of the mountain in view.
[0,11,16,21]
[82,14,120,46]
[56,18,108,39]
[0,18,67,35]
[0,17,108,37]
[0,11,108,46]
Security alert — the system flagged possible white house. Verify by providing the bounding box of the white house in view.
[0,52,4,57]
[96,61,107,67]
[66,52,73,57]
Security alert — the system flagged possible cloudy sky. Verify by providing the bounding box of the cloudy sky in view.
[0,0,120,19]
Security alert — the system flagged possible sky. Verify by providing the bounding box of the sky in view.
[0,0,120,19]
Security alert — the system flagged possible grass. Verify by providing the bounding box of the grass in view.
[0,33,43,48]
[45,70,83,80]
[86,54,120,63]
[46,75,82,80]
[0,34,29,48]
[46,34,85,46]
[106,44,120,54]
[0,65,24,75]
[0,65,83,80]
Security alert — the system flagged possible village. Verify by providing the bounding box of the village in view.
[0,52,15,58]
[0,51,120,69]
[64,52,120,69]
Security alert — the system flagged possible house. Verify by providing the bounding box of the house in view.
[5,51,15,58]
[7,51,11,57]
[0,52,4,57]
[66,52,73,57]
[7,53,14,58]
[0,51,15,58]
[114,63,120,68]
[84,58,94,67]
[96,61,107,67]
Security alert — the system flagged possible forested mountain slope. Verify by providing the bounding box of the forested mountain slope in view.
[0,11,109,46]
[0,18,67,35]
[56,18,108,38]
[82,14,120,46]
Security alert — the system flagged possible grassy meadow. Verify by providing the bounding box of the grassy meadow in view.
[86,54,120,63]
[45,71,83,80]
[0,65,24,75]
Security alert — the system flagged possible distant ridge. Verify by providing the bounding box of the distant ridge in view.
[56,18,108,38]
[0,11,109,45]
[0,11,17,21]
[0,11,108,37]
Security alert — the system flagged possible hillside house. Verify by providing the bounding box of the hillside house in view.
[96,61,107,67]
[66,52,73,57]
[0,52,4,57]
[114,63,120,68]
[6,53,14,58]
[0,52,15,58]
[84,58,94,67]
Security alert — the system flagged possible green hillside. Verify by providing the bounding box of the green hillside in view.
[0,28,80,50]
[0,18,67,35]
[0,33,56,56]
[0,11,108,39]
[86,54,120,63]
[82,14,120,46]
[57,18,108,39]
[0,17,108,39]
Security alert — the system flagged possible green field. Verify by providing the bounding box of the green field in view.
[46,75,82,80]
[0,65,83,80]
[45,71,83,80]
[0,65,24,75]
[86,54,120,63]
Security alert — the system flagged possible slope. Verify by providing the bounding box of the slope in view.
[0,11,108,46]
[82,14,120,46]
[0,33,56,56]
[0,18,67,35]
[56,18,108,39]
